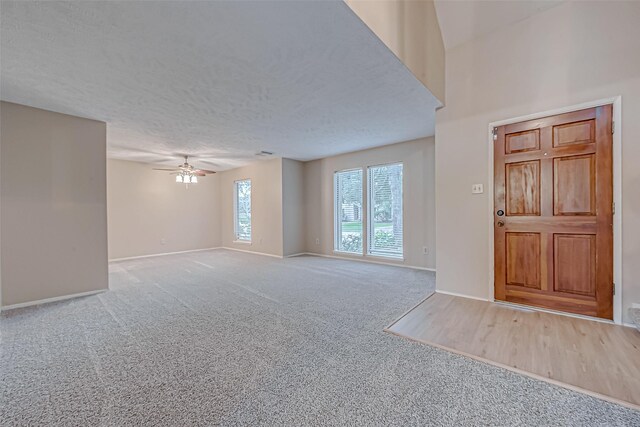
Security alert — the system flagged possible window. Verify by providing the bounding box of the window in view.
[368,163,403,257]
[234,179,251,241]
[334,169,363,254]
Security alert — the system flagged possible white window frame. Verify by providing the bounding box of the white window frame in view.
[367,162,404,259]
[333,168,364,255]
[233,179,252,243]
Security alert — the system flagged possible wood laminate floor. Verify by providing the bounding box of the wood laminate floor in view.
[386,293,640,409]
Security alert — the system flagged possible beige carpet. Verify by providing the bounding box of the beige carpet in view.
[1,249,638,425]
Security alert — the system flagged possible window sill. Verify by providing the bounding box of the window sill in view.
[333,250,363,257]
[233,240,252,245]
[367,253,404,261]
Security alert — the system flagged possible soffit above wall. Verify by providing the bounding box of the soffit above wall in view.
[434,0,564,50]
[345,0,445,103]
[0,1,440,171]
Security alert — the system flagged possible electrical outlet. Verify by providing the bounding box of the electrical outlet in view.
[160,238,166,245]
[259,237,263,244]
[472,184,484,194]
[315,238,320,245]
[422,246,428,255]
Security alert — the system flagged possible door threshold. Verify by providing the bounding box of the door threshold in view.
[494,300,617,326]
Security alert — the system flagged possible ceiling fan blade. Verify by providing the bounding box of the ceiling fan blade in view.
[152,168,180,171]
[194,169,216,174]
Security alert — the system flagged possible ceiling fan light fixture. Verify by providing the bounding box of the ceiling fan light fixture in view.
[177,173,198,185]
[156,156,211,186]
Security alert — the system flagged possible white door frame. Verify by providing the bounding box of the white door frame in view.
[486,96,623,324]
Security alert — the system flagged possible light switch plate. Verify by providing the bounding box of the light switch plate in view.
[472,184,484,194]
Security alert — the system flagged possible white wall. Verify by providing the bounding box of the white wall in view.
[218,158,284,257]
[1,102,108,307]
[282,159,306,256]
[435,1,640,322]
[107,159,220,260]
[304,137,436,269]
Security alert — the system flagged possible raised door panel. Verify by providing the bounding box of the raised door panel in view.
[554,234,596,297]
[495,106,612,319]
[506,129,540,154]
[506,232,541,289]
[506,160,540,216]
[554,154,595,216]
[553,119,595,147]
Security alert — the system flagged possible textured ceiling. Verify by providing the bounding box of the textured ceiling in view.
[0,1,440,170]
[434,0,563,50]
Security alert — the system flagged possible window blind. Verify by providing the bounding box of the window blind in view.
[234,179,251,241]
[368,163,403,257]
[334,169,363,253]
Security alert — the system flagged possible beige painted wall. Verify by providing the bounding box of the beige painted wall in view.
[345,0,445,102]
[218,158,284,257]
[304,137,435,269]
[107,159,220,260]
[282,158,306,256]
[0,102,108,307]
[435,1,640,322]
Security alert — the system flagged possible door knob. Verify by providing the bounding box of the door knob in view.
[497,220,505,227]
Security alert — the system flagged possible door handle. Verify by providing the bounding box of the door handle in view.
[497,220,505,227]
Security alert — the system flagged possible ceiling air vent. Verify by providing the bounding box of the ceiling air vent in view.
[256,151,273,157]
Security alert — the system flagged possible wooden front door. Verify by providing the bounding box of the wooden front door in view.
[494,105,613,319]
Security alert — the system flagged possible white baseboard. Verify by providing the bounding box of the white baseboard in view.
[109,247,221,262]
[220,247,283,259]
[284,252,308,258]
[1,289,107,312]
[435,290,490,302]
[300,252,436,272]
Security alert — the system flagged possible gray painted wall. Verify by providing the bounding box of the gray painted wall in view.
[107,159,221,260]
[282,159,306,256]
[435,1,640,323]
[218,158,284,257]
[303,137,436,269]
[1,102,108,307]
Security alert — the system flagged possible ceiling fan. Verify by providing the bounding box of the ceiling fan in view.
[153,155,216,184]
